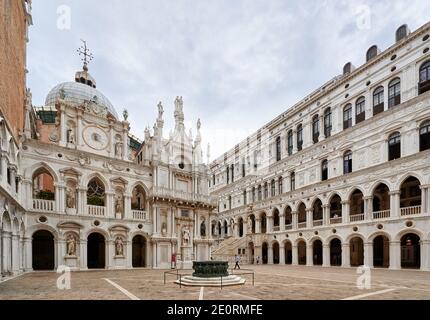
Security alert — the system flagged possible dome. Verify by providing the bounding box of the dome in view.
[45,82,119,119]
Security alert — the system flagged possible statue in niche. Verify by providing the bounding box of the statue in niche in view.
[213,224,218,236]
[115,142,123,158]
[182,226,190,246]
[200,219,206,237]
[161,222,167,236]
[248,218,253,232]
[115,194,123,214]
[67,128,75,144]
[115,237,124,256]
[66,234,77,256]
[66,186,75,209]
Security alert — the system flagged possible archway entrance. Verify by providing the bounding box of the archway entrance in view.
[298,241,306,265]
[284,241,292,264]
[262,242,268,264]
[350,237,364,266]
[313,240,323,265]
[87,233,105,269]
[330,238,342,266]
[248,242,255,264]
[273,242,279,264]
[373,235,389,268]
[401,233,420,269]
[132,235,146,268]
[32,230,55,270]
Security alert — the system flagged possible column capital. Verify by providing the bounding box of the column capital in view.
[363,196,373,201]
[341,200,350,205]
[388,190,401,196]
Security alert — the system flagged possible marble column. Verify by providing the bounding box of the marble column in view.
[2,231,11,275]
[341,243,350,267]
[267,216,273,233]
[323,205,330,225]
[306,209,313,228]
[280,213,285,232]
[292,245,298,265]
[279,244,285,265]
[389,191,401,218]
[57,239,65,267]
[79,239,88,270]
[322,244,330,267]
[255,218,261,234]
[268,246,273,265]
[11,234,20,274]
[421,240,430,271]
[306,244,313,266]
[124,194,132,219]
[292,212,298,230]
[341,201,350,223]
[23,237,32,271]
[389,240,401,270]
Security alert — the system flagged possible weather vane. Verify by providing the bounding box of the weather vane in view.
[76,39,93,71]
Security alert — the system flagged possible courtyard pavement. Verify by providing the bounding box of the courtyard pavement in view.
[0,265,429,300]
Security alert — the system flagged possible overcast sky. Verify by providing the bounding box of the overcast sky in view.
[27,0,430,161]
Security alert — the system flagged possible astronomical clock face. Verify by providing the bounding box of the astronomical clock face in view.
[83,126,109,150]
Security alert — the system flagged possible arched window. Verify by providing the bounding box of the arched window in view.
[321,159,328,181]
[419,60,430,94]
[420,121,430,151]
[312,115,320,143]
[276,136,281,161]
[290,172,295,191]
[252,187,256,202]
[297,124,303,151]
[287,130,293,155]
[373,86,384,115]
[32,168,55,201]
[87,178,105,206]
[258,185,262,201]
[388,132,401,161]
[343,104,353,129]
[264,182,268,199]
[278,176,283,195]
[226,166,230,184]
[324,108,332,137]
[366,45,379,62]
[243,190,247,205]
[388,78,401,108]
[271,179,276,197]
[343,151,353,174]
[228,195,232,209]
[131,185,147,211]
[355,96,365,124]
[231,164,235,183]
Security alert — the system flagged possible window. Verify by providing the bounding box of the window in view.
[420,121,430,151]
[287,130,293,155]
[366,45,378,62]
[87,178,106,206]
[212,174,216,186]
[312,115,319,143]
[324,108,332,137]
[419,61,430,94]
[242,159,246,178]
[271,180,276,197]
[228,196,232,210]
[321,159,328,181]
[355,97,365,124]
[373,86,384,115]
[258,185,262,201]
[278,177,283,194]
[226,166,229,184]
[343,104,353,129]
[388,132,401,161]
[252,187,256,202]
[276,136,281,161]
[231,164,234,183]
[388,78,401,108]
[290,172,295,191]
[343,151,352,174]
[264,182,268,199]
[243,190,247,205]
[297,125,303,151]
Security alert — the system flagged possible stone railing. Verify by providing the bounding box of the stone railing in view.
[88,205,106,216]
[273,226,280,232]
[132,210,150,221]
[285,224,293,230]
[330,217,342,224]
[400,205,421,216]
[297,222,307,229]
[350,213,365,222]
[33,199,55,212]
[373,209,390,220]
[151,187,216,205]
[313,219,323,227]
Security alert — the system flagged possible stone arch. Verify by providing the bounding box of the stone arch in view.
[25,162,59,182]
[12,217,20,235]
[82,173,110,191]
[27,224,59,240]
[327,191,343,204]
[394,228,424,242]
[32,229,56,270]
[1,211,12,231]
[395,173,424,191]
[324,234,344,246]
[272,240,280,264]
[294,237,307,246]
[367,231,392,243]
[345,233,366,244]
[368,180,392,197]
[283,239,293,264]
[309,235,324,244]
[128,181,150,197]
[85,227,110,241]
[346,186,366,200]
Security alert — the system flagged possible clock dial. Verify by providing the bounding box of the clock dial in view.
[83,126,109,150]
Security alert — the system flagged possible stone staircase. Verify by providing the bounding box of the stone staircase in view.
[211,237,248,263]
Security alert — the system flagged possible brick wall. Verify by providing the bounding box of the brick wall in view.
[0,0,28,141]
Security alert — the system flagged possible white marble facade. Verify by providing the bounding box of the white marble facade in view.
[209,23,430,271]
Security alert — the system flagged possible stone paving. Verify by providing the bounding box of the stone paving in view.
[1,265,430,300]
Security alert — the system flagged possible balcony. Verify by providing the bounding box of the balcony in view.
[298,222,307,229]
[350,213,365,222]
[132,210,150,221]
[373,209,390,220]
[313,219,323,227]
[400,205,421,216]
[285,224,293,230]
[330,217,342,224]
[88,205,106,217]
[151,187,216,205]
[33,199,55,212]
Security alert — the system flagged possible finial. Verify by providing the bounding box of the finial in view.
[122,109,129,121]
[77,39,94,71]
[157,101,164,119]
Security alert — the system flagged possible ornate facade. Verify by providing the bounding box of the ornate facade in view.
[209,23,430,271]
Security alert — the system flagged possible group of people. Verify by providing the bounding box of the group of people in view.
[232,254,263,269]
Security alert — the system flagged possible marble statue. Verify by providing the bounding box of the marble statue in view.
[182,227,190,246]
[115,237,124,256]
[67,128,75,144]
[115,194,123,214]
[66,187,75,209]
[157,102,164,119]
[66,234,76,256]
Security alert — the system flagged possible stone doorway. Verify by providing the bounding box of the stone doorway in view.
[32,230,55,270]
[87,232,105,269]
[132,235,146,268]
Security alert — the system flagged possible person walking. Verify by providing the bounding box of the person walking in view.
[234,254,241,270]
